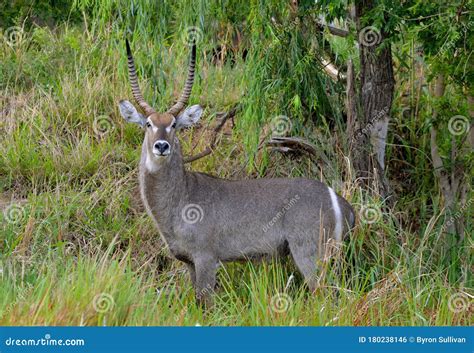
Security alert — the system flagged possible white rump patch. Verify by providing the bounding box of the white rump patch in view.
[328,186,342,242]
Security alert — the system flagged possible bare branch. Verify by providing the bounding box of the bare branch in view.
[267,136,317,156]
[184,106,238,163]
[315,21,349,38]
[320,57,346,81]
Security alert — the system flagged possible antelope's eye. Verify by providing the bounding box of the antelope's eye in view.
[146,122,152,128]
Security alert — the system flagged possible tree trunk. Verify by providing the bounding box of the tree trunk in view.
[467,95,474,150]
[430,75,472,240]
[351,0,394,199]
[345,59,357,139]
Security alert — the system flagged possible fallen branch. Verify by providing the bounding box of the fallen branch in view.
[184,105,238,163]
[320,57,346,81]
[267,136,317,156]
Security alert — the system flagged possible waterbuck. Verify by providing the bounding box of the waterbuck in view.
[118,39,355,305]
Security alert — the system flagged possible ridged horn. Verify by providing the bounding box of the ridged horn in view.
[125,39,155,116]
[167,39,197,116]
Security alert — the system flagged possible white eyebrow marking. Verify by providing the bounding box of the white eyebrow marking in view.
[147,119,158,133]
[165,118,176,133]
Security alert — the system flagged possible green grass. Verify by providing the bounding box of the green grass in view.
[0,235,471,325]
[0,12,472,326]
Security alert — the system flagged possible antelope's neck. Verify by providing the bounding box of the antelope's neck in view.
[138,144,188,233]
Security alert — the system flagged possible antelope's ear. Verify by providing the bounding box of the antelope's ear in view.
[118,100,146,127]
[175,105,203,130]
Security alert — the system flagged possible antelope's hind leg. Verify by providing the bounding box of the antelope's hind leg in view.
[288,241,320,292]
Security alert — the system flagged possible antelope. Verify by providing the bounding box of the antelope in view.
[118,39,355,306]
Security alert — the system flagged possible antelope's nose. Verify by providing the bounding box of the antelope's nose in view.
[154,140,170,155]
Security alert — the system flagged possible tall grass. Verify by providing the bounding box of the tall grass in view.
[0,1,472,326]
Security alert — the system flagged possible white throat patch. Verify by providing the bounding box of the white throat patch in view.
[144,143,161,173]
[145,153,159,173]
